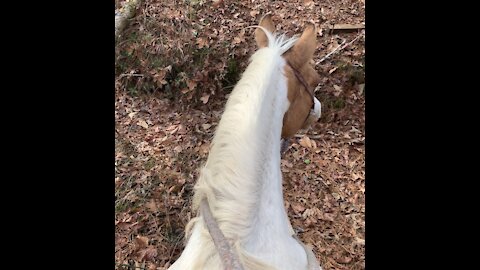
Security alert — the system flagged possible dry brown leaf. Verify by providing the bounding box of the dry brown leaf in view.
[320,213,335,222]
[212,0,224,7]
[333,84,343,97]
[200,94,210,104]
[311,139,317,149]
[128,112,137,119]
[137,246,158,262]
[135,235,149,249]
[358,83,365,95]
[115,1,365,267]
[302,207,321,219]
[177,124,187,135]
[137,119,149,129]
[187,80,197,91]
[145,199,158,212]
[303,0,314,7]
[291,203,305,215]
[199,142,210,154]
[355,237,365,245]
[299,136,313,149]
[337,256,352,264]
[153,66,171,86]
[196,37,209,49]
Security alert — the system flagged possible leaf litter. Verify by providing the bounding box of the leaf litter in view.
[115,0,364,269]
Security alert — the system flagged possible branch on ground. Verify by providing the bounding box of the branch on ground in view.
[316,31,365,65]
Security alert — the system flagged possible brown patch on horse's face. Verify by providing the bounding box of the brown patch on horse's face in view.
[255,15,321,138]
[282,63,320,138]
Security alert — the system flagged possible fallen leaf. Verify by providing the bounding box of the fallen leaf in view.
[153,66,171,85]
[299,136,313,148]
[199,142,210,154]
[355,237,365,245]
[303,0,314,6]
[128,112,137,119]
[137,119,149,129]
[200,94,210,104]
[337,256,352,264]
[333,84,343,96]
[302,207,320,219]
[135,235,149,249]
[145,199,158,212]
[358,83,365,95]
[212,0,224,7]
[137,246,158,262]
[177,124,187,134]
[168,184,182,193]
[196,37,209,49]
[352,172,361,180]
[250,10,259,17]
[350,126,362,134]
[187,79,197,91]
[320,213,335,222]
[291,203,305,215]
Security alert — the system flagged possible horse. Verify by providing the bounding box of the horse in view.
[168,14,323,270]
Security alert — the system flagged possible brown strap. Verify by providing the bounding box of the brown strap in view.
[286,61,315,103]
[199,198,245,270]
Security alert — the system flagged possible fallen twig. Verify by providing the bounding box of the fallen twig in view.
[328,23,365,34]
[118,73,144,80]
[316,31,365,65]
[294,134,323,139]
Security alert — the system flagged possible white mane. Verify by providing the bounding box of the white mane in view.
[169,31,309,270]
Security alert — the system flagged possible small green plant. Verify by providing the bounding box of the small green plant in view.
[333,98,345,109]
[144,158,156,170]
[222,58,240,91]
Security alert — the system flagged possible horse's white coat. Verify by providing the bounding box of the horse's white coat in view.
[169,31,317,270]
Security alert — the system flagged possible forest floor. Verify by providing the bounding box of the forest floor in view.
[115,0,365,269]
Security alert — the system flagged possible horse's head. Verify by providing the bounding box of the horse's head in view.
[255,14,322,139]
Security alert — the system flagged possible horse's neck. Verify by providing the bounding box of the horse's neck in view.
[197,49,292,243]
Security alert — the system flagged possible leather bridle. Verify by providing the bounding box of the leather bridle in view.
[286,60,315,108]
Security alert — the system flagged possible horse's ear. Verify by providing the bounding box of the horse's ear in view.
[285,23,317,68]
[255,14,275,48]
